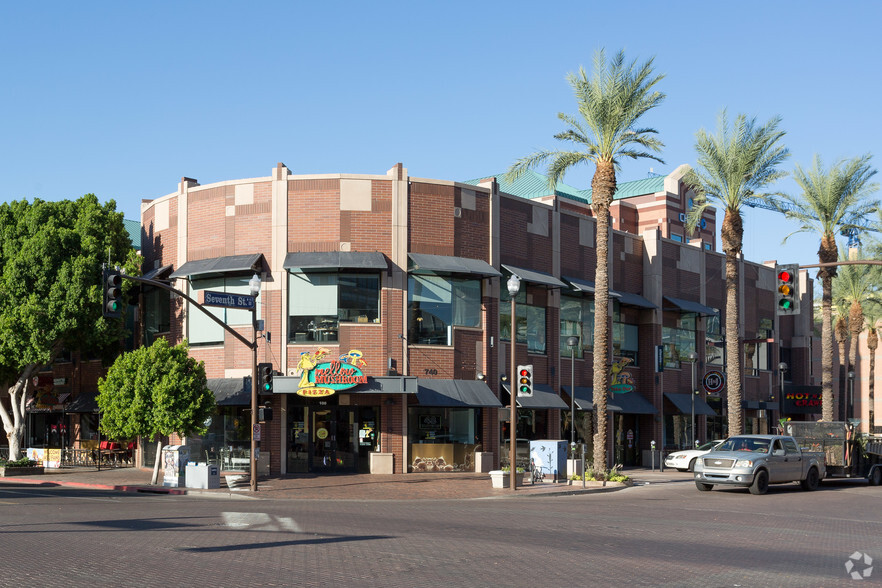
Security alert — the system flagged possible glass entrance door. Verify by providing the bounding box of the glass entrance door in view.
[311,407,356,472]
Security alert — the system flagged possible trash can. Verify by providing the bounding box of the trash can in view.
[162,445,190,487]
[185,462,221,489]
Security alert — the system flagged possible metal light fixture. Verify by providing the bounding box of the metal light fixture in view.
[249,272,262,493]
[778,362,788,425]
[507,274,520,491]
[688,351,698,448]
[848,370,856,422]
[567,336,580,448]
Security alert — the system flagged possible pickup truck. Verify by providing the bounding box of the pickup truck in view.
[693,434,826,495]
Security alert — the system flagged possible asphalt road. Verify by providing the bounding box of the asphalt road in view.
[1,477,879,587]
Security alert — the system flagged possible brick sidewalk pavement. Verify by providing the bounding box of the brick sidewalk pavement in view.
[0,465,691,500]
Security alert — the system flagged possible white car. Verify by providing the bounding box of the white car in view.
[664,440,725,472]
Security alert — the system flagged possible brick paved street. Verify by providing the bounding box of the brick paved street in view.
[1,469,880,587]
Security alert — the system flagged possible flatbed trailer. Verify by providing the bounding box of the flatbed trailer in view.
[785,421,882,485]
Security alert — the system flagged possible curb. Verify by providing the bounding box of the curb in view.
[1,477,188,495]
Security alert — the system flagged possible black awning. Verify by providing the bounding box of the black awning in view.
[209,378,251,406]
[501,264,567,289]
[142,264,173,281]
[408,253,501,278]
[561,386,623,412]
[352,376,418,394]
[612,290,657,309]
[663,296,716,316]
[563,276,622,297]
[664,392,717,416]
[283,251,388,271]
[611,391,658,414]
[415,379,502,408]
[170,253,264,279]
[65,390,98,413]
[502,383,568,409]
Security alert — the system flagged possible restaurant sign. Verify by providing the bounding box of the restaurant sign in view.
[296,348,368,397]
[782,385,823,415]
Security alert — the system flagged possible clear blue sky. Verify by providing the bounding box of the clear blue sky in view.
[2,1,880,274]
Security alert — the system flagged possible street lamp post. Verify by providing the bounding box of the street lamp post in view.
[249,273,262,493]
[688,351,698,448]
[507,274,520,491]
[567,336,580,447]
[848,370,856,423]
[778,362,788,427]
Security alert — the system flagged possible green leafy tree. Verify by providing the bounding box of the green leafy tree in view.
[685,112,790,436]
[775,154,879,421]
[0,196,135,459]
[507,49,665,476]
[98,338,215,484]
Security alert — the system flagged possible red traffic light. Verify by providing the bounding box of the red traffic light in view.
[777,270,791,282]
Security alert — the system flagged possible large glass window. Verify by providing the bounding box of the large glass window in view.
[501,287,547,354]
[705,310,723,365]
[143,285,171,346]
[407,407,481,472]
[188,276,261,345]
[289,272,380,343]
[613,322,639,364]
[662,313,697,368]
[559,295,594,358]
[408,275,481,345]
[745,318,773,375]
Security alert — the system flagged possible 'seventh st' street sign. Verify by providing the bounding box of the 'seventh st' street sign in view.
[203,291,256,310]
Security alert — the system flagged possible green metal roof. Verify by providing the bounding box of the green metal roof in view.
[463,171,666,204]
[124,219,141,249]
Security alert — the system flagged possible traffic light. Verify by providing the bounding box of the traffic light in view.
[516,364,533,397]
[258,363,273,394]
[775,264,800,315]
[258,404,273,422]
[103,267,122,318]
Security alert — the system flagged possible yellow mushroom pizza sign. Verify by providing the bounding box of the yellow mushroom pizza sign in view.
[296,348,368,397]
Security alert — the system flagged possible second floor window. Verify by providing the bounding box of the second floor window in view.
[408,275,481,345]
[289,272,380,343]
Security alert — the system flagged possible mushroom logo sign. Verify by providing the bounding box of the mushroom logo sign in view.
[296,348,368,397]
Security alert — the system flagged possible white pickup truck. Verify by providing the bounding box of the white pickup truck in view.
[692,434,826,495]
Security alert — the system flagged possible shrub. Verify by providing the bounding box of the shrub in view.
[0,457,38,468]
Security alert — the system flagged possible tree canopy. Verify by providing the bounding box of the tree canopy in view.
[98,338,215,441]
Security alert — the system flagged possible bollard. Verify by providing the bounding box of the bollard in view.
[650,440,656,472]
[581,442,586,489]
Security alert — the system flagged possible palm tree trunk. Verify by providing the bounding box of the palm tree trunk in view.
[721,212,743,436]
[821,277,835,421]
[591,161,615,476]
[868,328,877,433]
[848,301,864,422]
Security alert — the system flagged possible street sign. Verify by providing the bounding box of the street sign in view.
[253,423,261,441]
[203,290,256,310]
[703,370,725,394]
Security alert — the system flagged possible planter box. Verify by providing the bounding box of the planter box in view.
[567,479,632,488]
[370,452,394,474]
[0,466,44,477]
[489,470,526,488]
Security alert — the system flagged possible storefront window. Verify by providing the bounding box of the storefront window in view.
[744,318,774,375]
[613,323,639,364]
[559,295,594,357]
[143,285,171,346]
[408,275,481,345]
[705,310,724,365]
[288,272,381,343]
[407,407,481,472]
[662,313,697,368]
[501,287,547,354]
[199,407,252,471]
[189,276,261,345]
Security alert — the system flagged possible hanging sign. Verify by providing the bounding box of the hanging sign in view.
[296,348,368,397]
[609,358,635,394]
[703,370,725,394]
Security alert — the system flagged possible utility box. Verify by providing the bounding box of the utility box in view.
[185,463,221,489]
[529,440,568,481]
[162,445,190,487]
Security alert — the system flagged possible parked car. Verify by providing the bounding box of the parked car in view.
[693,434,826,495]
[665,440,724,472]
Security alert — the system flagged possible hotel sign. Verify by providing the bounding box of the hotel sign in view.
[296,348,368,397]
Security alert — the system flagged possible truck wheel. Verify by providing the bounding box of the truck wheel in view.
[870,467,882,486]
[749,470,769,495]
[800,467,819,491]
[695,481,714,492]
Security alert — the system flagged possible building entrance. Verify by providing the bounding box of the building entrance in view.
[287,404,378,474]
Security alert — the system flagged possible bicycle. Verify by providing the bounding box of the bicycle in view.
[531,458,545,484]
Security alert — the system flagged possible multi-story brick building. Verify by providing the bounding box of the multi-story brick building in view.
[135,161,815,476]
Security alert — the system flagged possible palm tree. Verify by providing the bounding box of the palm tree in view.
[507,49,665,475]
[775,154,879,421]
[685,112,790,436]
[832,299,850,421]
[863,307,882,433]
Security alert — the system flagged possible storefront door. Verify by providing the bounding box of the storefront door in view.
[311,407,357,472]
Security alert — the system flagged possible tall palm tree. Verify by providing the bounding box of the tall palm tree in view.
[863,307,881,433]
[685,112,790,436]
[776,154,879,421]
[507,49,665,475]
[833,300,850,421]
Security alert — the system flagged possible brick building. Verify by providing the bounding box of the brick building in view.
[135,162,815,476]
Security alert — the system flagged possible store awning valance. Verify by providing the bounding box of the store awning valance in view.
[501,264,567,289]
[65,390,98,413]
[742,400,777,410]
[408,253,501,278]
[502,383,568,409]
[352,376,418,394]
[142,264,173,281]
[663,296,716,317]
[209,378,251,406]
[561,387,623,412]
[563,277,622,297]
[612,391,658,414]
[283,251,387,271]
[664,392,717,416]
[612,290,657,309]
[415,379,502,408]
[170,253,264,279]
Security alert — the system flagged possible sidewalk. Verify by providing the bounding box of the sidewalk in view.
[0,466,692,500]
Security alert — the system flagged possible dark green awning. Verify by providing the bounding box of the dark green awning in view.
[170,254,264,279]
[665,392,717,416]
[283,251,387,271]
[408,253,501,278]
[502,383,569,409]
[501,264,567,289]
[415,379,502,407]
